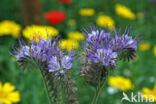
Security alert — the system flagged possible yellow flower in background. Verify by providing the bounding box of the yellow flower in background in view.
[96,15,115,30]
[68,31,85,41]
[59,39,79,51]
[139,42,150,51]
[153,45,156,56]
[115,4,136,20]
[108,76,134,91]
[0,20,21,37]
[79,8,95,16]
[142,84,156,102]
[0,81,20,104]
[134,54,139,61]
[68,19,76,26]
[23,25,59,42]
[137,12,144,19]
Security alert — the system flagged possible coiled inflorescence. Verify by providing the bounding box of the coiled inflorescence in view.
[14,37,78,104]
[14,37,75,75]
[81,26,138,86]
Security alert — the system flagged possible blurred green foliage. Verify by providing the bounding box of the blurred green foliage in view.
[0,0,156,104]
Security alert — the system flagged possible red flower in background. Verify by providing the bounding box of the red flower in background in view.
[58,0,72,4]
[45,10,66,25]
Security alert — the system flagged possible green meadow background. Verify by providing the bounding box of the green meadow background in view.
[0,0,156,104]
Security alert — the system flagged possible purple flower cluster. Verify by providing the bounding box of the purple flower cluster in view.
[48,49,74,75]
[14,37,75,75]
[115,30,138,52]
[82,26,138,67]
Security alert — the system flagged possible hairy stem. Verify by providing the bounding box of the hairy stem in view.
[91,69,106,104]
[40,69,52,104]
[91,84,104,104]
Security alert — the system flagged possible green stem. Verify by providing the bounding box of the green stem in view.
[91,85,104,104]
[40,70,52,104]
[60,78,65,104]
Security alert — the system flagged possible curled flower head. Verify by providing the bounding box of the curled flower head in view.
[115,27,138,60]
[80,25,138,86]
[48,44,75,75]
[94,48,117,66]
[82,26,117,67]
[61,55,73,69]
[14,36,75,75]
[48,56,61,72]
[15,45,30,60]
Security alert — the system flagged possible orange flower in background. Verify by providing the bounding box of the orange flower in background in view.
[45,10,66,25]
[58,0,72,3]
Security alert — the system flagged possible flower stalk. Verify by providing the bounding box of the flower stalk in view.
[91,82,105,104]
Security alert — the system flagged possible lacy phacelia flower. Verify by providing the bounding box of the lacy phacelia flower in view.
[23,25,59,42]
[14,37,75,75]
[58,0,72,4]
[0,20,21,37]
[142,84,156,102]
[108,76,134,91]
[79,8,95,16]
[59,39,79,51]
[13,37,78,103]
[0,81,20,104]
[82,27,117,67]
[94,48,117,66]
[115,4,136,20]
[68,31,85,41]
[82,26,137,65]
[96,15,115,30]
[139,42,150,51]
[115,27,138,61]
[48,51,74,74]
[80,26,138,86]
[45,10,66,25]
[15,46,30,61]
